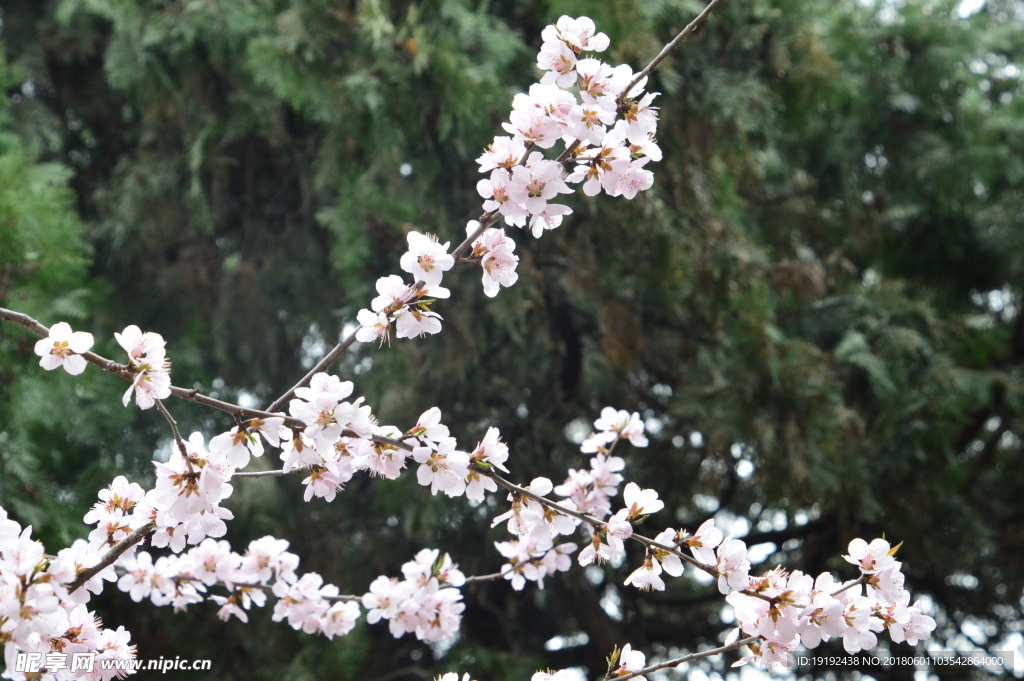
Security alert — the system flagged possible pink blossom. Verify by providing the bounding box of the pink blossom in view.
[477,168,529,226]
[683,518,723,565]
[715,537,751,594]
[477,135,528,173]
[844,538,896,574]
[624,554,664,591]
[400,232,454,287]
[622,482,663,519]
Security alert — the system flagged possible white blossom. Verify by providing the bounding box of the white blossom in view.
[33,321,94,375]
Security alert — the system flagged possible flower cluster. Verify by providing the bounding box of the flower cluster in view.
[5,10,943,679]
[486,410,652,588]
[477,14,659,233]
[33,321,173,410]
[114,535,361,639]
[582,406,649,453]
[143,432,237,550]
[465,221,520,297]
[362,550,466,642]
[408,413,512,502]
[725,538,936,669]
[355,270,453,345]
[477,405,936,673]
[493,536,577,591]
[353,13,661,341]
[0,507,137,681]
[284,384,510,506]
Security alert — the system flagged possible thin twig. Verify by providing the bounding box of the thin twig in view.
[612,635,761,681]
[462,571,505,583]
[163,572,363,603]
[231,468,294,479]
[264,213,499,414]
[616,0,727,106]
[65,522,155,592]
[829,575,867,598]
[155,399,195,476]
[479,466,782,603]
[0,306,307,426]
[265,144,554,412]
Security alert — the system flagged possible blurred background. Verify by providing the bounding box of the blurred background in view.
[1,0,1023,679]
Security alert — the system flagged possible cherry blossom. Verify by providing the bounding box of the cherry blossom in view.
[624,553,665,591]
[548,16,610,54]
[83,476,145,525]
[844,537,896,575]
[115,325,172,410]
[650,528,685,577]
[537,38,577,87]
[593,407,649,447]
[799,590,846,648]
[467,426,509,474]
[887,602,936,645]
[210,426,264,469]
[248,415,286,448]
[622,91,660,144]
[413,437,470,496]
[467,222,520,298]
[509,153,573,215]
[528,203,573,238]
[622,482,663,520]
[715,537,751,594]
[406,407,450,444]
[502,84,573,150]
[34,321,94,375]
[567,135,631,197]
[355,308,391,345]
[579,509,630,566]
[478,168,529,226]
[399,231,455,287]
[494,536,566,590]
[610,643,646,678]
[682,518,723,565]
[477,136,528,173]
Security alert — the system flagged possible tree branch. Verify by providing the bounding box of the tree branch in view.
[0,306,306,426]
[156,399,195,476]
[462,572,505,584]
[611,635,760,681]
[616,0,727,106]
[65,522,155,593]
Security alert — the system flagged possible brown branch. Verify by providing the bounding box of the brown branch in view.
[829,575,867,598]
[155,399,195,476]
[462,571,505,583]
[611,635,761,681]
[65,522,155,592]
[226,437,861,608]
[0,306,306,426]
[231,468,294,479]
[616,0,727,106]
[479,466,784,603]
[264,213,501,414]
